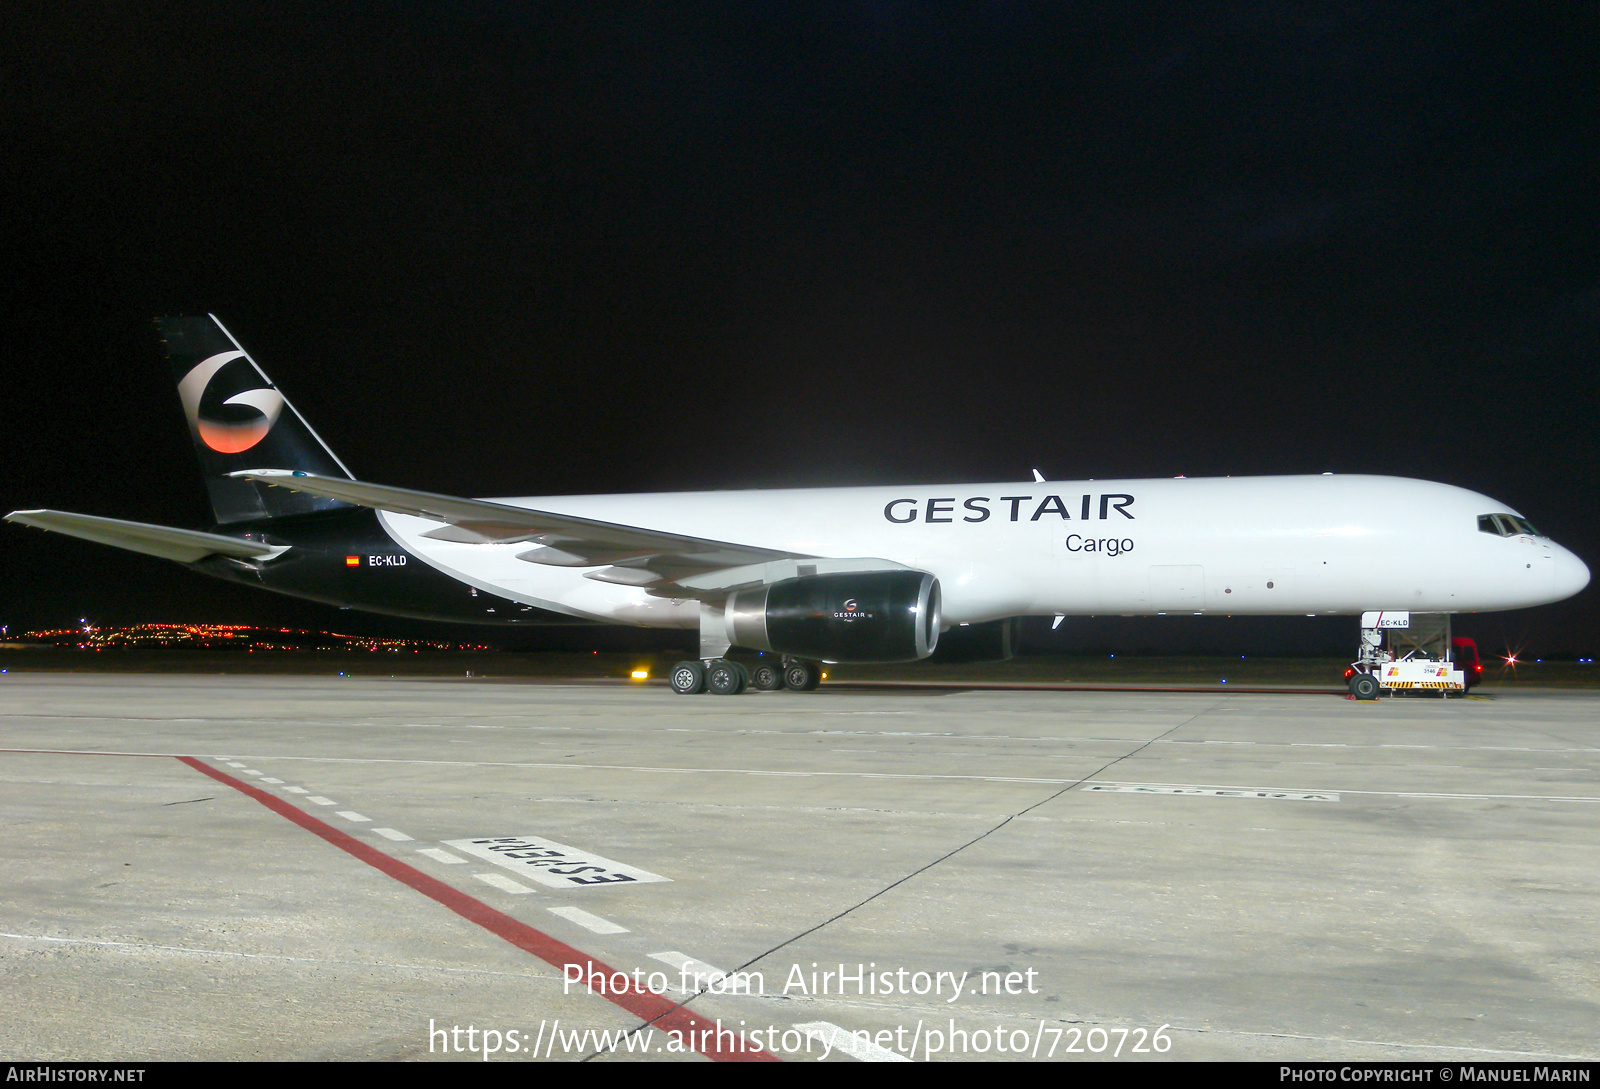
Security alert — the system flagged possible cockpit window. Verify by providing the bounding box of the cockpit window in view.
[1479,513,1542,537]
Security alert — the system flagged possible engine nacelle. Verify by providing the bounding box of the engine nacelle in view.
[726,571,941,663]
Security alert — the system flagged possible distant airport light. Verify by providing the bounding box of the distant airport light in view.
[630,670,649,680]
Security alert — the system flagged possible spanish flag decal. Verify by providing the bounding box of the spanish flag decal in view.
[345,555,360,567]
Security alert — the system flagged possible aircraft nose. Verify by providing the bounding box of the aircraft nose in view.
[1550,545,1591,601]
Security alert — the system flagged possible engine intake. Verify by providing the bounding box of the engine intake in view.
[726,571,940,662]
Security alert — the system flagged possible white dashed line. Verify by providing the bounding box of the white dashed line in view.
[335,811,371,822]
[418,848,468,865]
[547,906,628,935]
[224,762,246,768]
[648,951,730,991]
[1084,783,1340,802]
[239,770,263,776]
[473,873,534,895]
[372,828,414,842]
[795,1021,910,1063]
[284,787,309,794]
[260,778,283,784]
[306,796,337,806]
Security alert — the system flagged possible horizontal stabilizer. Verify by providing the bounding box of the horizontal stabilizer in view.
[229,470,799,580]
[5,510,288,564]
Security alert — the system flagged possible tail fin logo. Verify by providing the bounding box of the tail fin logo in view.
[176,351,286,454]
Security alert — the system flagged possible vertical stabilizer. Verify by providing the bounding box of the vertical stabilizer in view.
[158,315,355,524]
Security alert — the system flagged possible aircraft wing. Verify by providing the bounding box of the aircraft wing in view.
[229,469,809,589]
[5,510,289,564]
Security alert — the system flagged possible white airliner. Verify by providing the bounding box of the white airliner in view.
[7,315,1589,694]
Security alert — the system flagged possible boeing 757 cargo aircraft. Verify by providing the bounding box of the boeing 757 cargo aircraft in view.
[7,316,1589,694]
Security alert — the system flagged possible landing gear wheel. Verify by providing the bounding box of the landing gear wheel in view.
[782,659,821,692]
[1349,672,1380,701]
[750,663,784,691]
[670,660,706,695]
[706,659,747,695]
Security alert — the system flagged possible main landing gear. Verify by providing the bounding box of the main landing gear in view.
[669,657,820,695]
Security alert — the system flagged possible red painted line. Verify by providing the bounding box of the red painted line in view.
[177,755,778,1062]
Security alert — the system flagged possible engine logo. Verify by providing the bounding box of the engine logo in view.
[832,598,873,622]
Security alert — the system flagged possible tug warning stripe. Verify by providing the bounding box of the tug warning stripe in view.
[178,756,777,1062]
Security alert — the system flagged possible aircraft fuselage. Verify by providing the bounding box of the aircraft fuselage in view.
[328,474,1589,628]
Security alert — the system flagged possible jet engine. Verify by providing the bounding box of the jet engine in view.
[725,570,940,662]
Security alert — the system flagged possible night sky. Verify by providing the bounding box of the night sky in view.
[3,3,1596,657]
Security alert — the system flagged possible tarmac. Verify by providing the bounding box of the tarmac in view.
[2,672,1597,1062]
